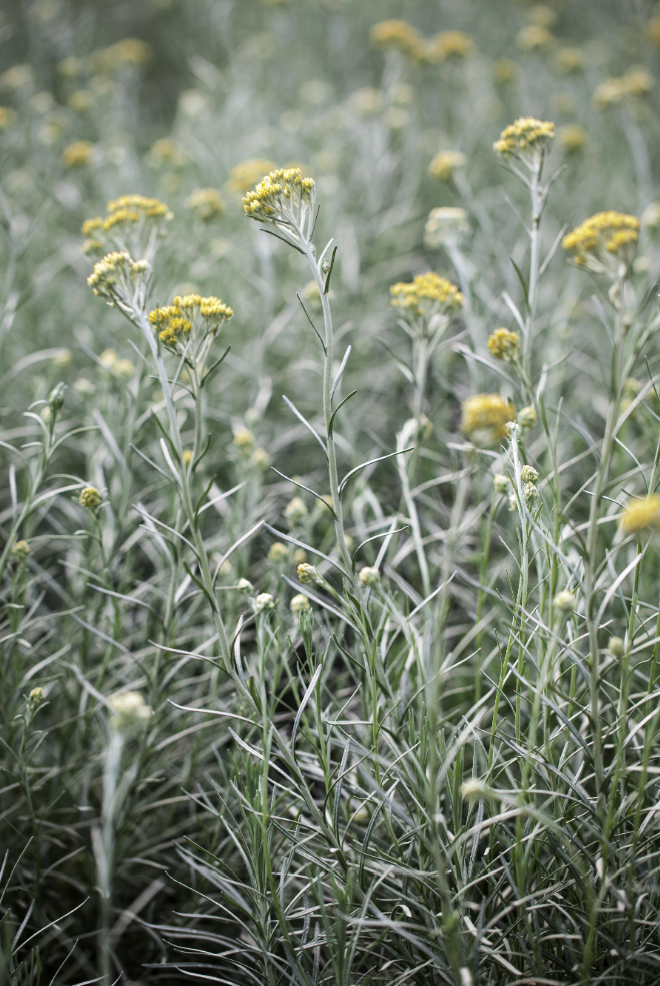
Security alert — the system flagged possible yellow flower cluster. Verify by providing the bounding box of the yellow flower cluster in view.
[79,486,101,509]
[493,59,517,85]
[390,272,464,323]
[425,31,473,62]
[149,294,233,350]
[424,207,469,249]
[487,328,520,362]
[428,150,466,181]
[149,138,187,168]
[556,47,584,73]
[621,495,660,535]
[228,159,277,194]
[243,167,315,223]
[82,195,172,256]
[494,117,555,164]
[87,252,150,304]
[370,20,473,62]
[90,38,152,75]
[461,394,515,447]
[370,20,425,59]
[558,124,587,153]
[594,69,653,110]
[516,24,554,51]
[62,140,94,167]
[186,187,225,221]
[562,211,639,277]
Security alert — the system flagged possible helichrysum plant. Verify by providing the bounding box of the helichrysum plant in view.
[4,4,660,984]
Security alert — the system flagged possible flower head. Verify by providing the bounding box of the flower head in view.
[390,273,464,335]
[358,566,380,587]
[428,150,466,182]
[494,117,555,169]
[556,46,584,73]
[621,495,660,535]
[493,473,509,495]
[290,593,311,613]
[11,540,29,562]
[297,563,321,584]
[187,187,225,222]
[82,194,172,260]
[62,140,94,167]
[425,31,473,63]
[553,590,576,613]
[28,687,44,710]
[109,690,152,732]
[228,159,277,194]
[520,464,539,484]
[516,24,554,51]
[79,486,101,509]
[424,207,469,250]
[149,294,233,355]
[493,59,517,85]
[562,211,639,279]
[594,69,652,110]
[243,167,315,237]
[87,251,151,309]
[370,20,425,60]
[559,124,587,154]
[487,328,520,362]
[255,592,275,613]
[608,636,625,659]
[285,497,307,527]
[518,406,537,433]
[461,394,515,447]
[268,542,288,562]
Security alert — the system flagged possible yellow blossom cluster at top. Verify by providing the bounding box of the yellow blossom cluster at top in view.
[87,252,150,304]
[487,328,520,362]
[428,150,466,181]
[243,168,315,224]
[425,31,474,62]
[81,195,172,257]
[621,495,660,535]
[390,272,464,324]
[562,211,639,278]
[461,394,515,447]
[516,24,554,52]
[186,187,225,222]
[62,140,94,168]
[89,38,152,75]
[149,294,233,350]
[370,20,473,62]
[424,207,469,249]
[494,118,555,163]
[370,20,425,59]
[594,69,653,110]
[228,159,277,194]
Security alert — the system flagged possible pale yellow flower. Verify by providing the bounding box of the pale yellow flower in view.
[621,495,660,535]
[461,394,515,447]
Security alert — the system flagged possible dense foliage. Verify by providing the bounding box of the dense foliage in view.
[2,1,660,983]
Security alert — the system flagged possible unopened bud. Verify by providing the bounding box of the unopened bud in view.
[553,590,576,613]
[11,540,29,562]
[297,563,320,584]
[255,592,275,613]
[290,593,311,613]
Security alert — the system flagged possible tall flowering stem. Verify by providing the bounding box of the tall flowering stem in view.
[494,117,555,382]
[244,168,353,576]
[84,199,235,674]
[562,211,641,814]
